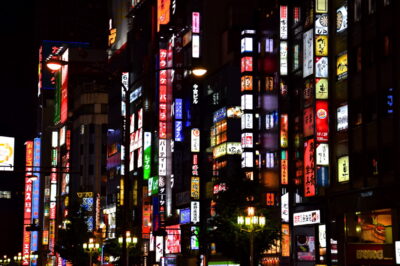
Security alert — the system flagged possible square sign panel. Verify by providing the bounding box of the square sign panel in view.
[0,136,15,171]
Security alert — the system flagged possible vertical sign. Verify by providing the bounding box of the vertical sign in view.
[316,101,329,142]
[0,136,15,171]
[60,49,69,124]
[192,12,200,34]
[282,224,290,257]
[31,138,41,253]
[22,141,34,265]
[303,29,314,78]
[304,139,316,197]
[280,6,288,39]
[143,132,151,180]
[157,0,171,31]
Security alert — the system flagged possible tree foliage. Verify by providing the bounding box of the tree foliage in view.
[207,173,280,265]
[55,200,93,265]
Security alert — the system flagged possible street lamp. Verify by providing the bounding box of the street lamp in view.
[83,238,100,266]
[237,207,266,266]
[118,231,138,266]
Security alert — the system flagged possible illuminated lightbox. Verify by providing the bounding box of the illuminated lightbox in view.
[337,105,348,131]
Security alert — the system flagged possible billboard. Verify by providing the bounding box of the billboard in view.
[143,132,152,180]
[337,105,348,131]
[293,210,321,226]
[60,49,69,124]
[191,129,200,152]
[157,0,171,31]
[303,29,314,78]
[316,101,329,142]
[337,52,348,80]
[304,139,316,197]
[338,156,350,182]
[165,225,181,254]
[0,136,15,171]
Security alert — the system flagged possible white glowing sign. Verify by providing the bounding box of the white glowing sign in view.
[316,143,329,166]
[241,133,253,148]
[192,35,200,58]
[337,105,348,131]
[293,210,321,226]
[241,37,253,53]
[191,201,200,224]
[241,113,253,130]
[280,41,288,75]
[241,94,253,110]
[280,6,288,39]
[303,29,314,78]
[241,152,253,168]
[191,128,200,152]
[281,193,289,223]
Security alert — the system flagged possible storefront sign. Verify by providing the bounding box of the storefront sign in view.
[338,155,350,182]
[191,128,200,152]
[316,101,329,142]
[293,210,320,226]
[304,139,316,197]
[191,201,200,224]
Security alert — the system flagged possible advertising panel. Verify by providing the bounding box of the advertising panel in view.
[191,177,200,200]
[191,226,200,250]
[337,52,348,80]
[165,225,181,254]
[297,236,316,261]
[316,0,328,13]
[303,29,314,78]
[316,57,329,78]
[241,75,253,91]
[317,166,329,187]
[303,107,314,137]
[192,35,200,58]
[281,193,289,223]
[304,139,316,197]
[0,136,14,171]
[338,156,350,182]
[241,113,253,130]
[280,114,288,148]
[191,201,200,224]
[175,98,183,119]
[226,142,242,154]
[316,143,329,165]
[213,143,226,158]
[157,0,171,31]
[315,14,328,35]
[155,236,164,262]
[241,152,253,168]
[316,101,329,142]
[192,12,200,34]
[143,132,151,180]
[241,94,253,110]
[337,105,348,131]
[281,150,289,185]
[282,224,290,257]
[60,49,69,124]
[280,41,288,75]
[293,210,321,226]
[241,37,253,53]
[280,6,288,39]
[337,5,348,33]
[180,208,190,224]
[315,78,328,99]
[241,57,253,73]
[241,133,253,148]
[316,35,328,56]
[191,129,200,152]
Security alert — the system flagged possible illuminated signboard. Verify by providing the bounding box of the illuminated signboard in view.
[280,41,288,75]
[241,57,253,73]
[180,208,190,224]
[157,0,171,31]
[293,210,321,226]
[281,150,288,185]
[241,152,253,168]
[191,129,200,152]
[241,37,253,53]
[266,152,275,168]
[319,224,327,248]
[337,105,348,131]
[304,139,316,197]
[175,98,183,119]
[280,6,288,39]
[316,143,329,166]
[316,0,328,13]
[316,57,328,78]
[241,133,253,148]
[0,136,14,171]
[227,142,242,154]
[191,226,200,250]
[23,141,34,265]
[130,86,143,103]
[193,84,199,104]
[155,236,164,262]
[227,106,242,118]
[241,113,253,130]
[303,29,314,78]
[281,193,289,222]
[337,5,348,33]
[175,121,183,142]
[282,224,290,257]
[303,107,314,137]
[213,107,226,123]
[143,132,151,180]
[192,35,200,58]
[213,143,227,158]
[32,138,41,221]
[316,35,328,56]
[121,72,128,116]
[191,177,200,200]
[241,94,253,110]
[266,111,278,130]
[148,176,159,195]
[241,76,253,91]
[280,114,288,148]
[315,14,328,35]
[337,52,348,80]
[316,101,329,142]
[316,78,328,99]
[192,12,200,34]
[191,201,200,224]
[60,49,69,124]
[338,156,350,182]
[165,225,181,254]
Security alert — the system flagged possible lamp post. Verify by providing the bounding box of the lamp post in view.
[83,238,100,266]
[118,230,138,266]
[13,252,22,265]
[237,207,266,266]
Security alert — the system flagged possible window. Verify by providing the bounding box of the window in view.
[0,191,11,199]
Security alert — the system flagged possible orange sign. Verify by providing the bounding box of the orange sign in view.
[157,0,171,31]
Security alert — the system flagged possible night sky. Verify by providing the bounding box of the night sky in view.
[0,1,38,256]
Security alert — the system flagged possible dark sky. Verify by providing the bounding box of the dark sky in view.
[0,1,38,256]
